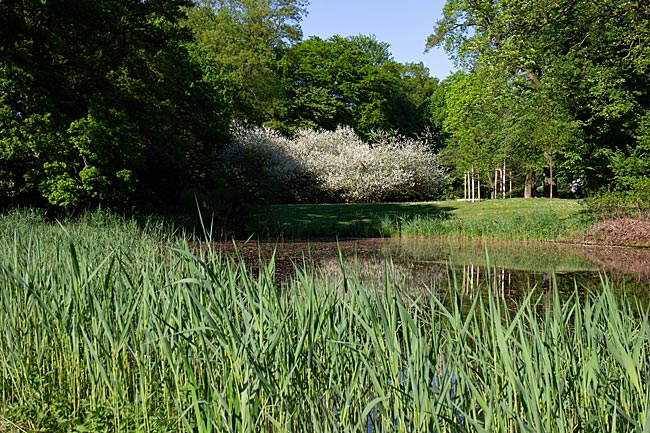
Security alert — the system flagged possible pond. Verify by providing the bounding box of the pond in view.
[213,237,650,300]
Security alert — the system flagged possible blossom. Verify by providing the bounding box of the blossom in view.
[216,126,448,203]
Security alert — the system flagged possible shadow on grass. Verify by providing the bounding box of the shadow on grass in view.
[260,202,457,239]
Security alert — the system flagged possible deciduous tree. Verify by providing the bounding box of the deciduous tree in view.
[276,35,438,138]
[185,0,308,124]
[0,0,228,209]
[429,0,650,194]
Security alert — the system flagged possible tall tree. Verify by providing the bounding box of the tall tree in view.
[391,62,444,140]
[275,35,436,138]
[429,0,650,193]
[185,0,308,124]
[442,70,509,191]
[0,0,227,209]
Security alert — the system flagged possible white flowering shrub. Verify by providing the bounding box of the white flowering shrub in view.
[216,126,447,203]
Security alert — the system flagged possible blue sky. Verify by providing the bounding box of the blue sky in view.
[300,0,456,80]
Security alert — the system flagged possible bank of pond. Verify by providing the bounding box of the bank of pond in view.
[1,212,649,432]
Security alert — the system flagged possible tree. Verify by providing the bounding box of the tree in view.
[275,35,436,138]
[185,0,308,124]
[428,0,650,194]
[503,83,583,197]
[390,62,444,141]
[441,65,584,198]
[441,70,509,193]
[0,0,229,209]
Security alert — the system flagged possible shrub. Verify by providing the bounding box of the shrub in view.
[214,126,447,203]
[584,178,650,219]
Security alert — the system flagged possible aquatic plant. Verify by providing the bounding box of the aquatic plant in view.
[0,211,648,432]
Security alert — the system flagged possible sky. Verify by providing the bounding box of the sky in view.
[300,0,456,80]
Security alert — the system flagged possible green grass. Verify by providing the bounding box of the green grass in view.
[264,198,590,240]
[1,210,648,432]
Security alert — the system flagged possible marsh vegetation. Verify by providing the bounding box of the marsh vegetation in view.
[1,211,648,432]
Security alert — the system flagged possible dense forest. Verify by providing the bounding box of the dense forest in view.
[1,0,649,214]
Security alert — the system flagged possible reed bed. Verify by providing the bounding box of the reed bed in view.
[0,211,648,432]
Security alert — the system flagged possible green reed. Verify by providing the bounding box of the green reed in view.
[0,210,648,432]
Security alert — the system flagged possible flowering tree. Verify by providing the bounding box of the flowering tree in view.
[216,126,447,203]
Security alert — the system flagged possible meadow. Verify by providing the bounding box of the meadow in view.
[1,209,648,432]
[263,198,590,239]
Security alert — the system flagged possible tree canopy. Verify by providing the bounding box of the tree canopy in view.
[274,35,441,138]
[1,0,229,209]
[429,0,650,194]
[2,0,649,211]
[185,0,308,123]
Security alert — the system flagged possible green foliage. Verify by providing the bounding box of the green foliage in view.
[430,0,650,195]
[2,0,451,213]
[442,71,504,175]
[585,181,650,220]
[6,0,650,214]
[1,212,648,432]
[0,0,230,210]
[275,35,442,138]
[441,68,584,198]
[585,109,650,218]
[610,109,650,184]
[185,0,307,123]
[22,109,143,208]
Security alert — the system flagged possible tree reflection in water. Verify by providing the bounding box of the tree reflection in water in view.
[209,238,650,303]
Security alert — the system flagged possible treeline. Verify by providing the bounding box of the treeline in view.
[1,0,649,215]
[0,0,443,213]
[430,0,650,208]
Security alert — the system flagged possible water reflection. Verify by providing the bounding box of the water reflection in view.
[212,237,650,299]
[382,238,650,300]
[460,265,515,298]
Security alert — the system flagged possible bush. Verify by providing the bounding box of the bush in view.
[214,126,447,203]
[585,177,650,219]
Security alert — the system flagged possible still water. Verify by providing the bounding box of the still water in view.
[216,238,650,299]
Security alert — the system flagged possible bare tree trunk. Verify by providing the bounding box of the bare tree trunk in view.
[549,160,553,199]
[524,169,535,198]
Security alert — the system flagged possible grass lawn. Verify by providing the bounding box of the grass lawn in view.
[264,198,590,240]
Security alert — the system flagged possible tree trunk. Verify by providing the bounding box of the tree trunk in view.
[524,169,535,198]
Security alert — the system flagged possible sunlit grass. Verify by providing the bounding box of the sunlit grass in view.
[268,198,590,239]
[1,210,647,432]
